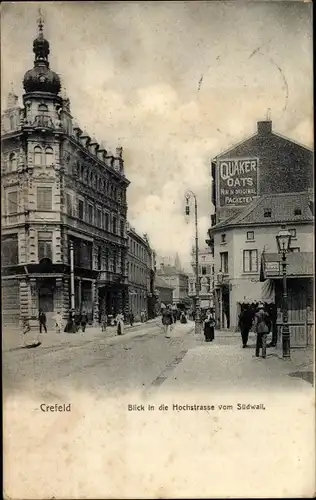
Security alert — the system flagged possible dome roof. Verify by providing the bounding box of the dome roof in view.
[23,20,61,95]
[23,64,61,94]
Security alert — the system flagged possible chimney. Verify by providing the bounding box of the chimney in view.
[257,120,272,135]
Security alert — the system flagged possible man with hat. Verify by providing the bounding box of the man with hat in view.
[254,303,271,358]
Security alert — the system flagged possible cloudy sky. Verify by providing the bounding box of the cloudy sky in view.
[1,1,313,268]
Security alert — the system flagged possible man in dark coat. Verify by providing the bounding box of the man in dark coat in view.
[38,309,47,333]
[254,303,271,358]
[238,306,253,348]
[81,312,88,332]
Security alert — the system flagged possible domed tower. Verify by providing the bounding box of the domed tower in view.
[22,11,63,132]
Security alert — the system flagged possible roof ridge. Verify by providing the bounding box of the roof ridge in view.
[233,195,268,223]
[271,131,313,152]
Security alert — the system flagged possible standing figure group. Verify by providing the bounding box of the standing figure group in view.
[203,308,216,342]
[238,302,272,359]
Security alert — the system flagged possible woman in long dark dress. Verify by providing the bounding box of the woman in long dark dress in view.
[204,309,216,342]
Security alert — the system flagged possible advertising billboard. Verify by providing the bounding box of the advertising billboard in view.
[217,158,259,207]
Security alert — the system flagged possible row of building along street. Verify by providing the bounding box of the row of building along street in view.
[1,15,314,357]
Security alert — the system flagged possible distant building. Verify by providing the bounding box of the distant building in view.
[155,275,174,309]
[127,227,156,321]
[157,263,189,306]
[188,246,215,312]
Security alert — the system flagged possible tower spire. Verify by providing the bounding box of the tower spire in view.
[37,8,44,34]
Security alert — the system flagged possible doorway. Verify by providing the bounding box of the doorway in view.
[38,283,54,328]
[221,286,230,329]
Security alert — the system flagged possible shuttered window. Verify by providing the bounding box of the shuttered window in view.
[37,187,52,210]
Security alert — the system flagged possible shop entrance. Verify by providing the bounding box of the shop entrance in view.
[38,282,54,328]
[221,285,230,329]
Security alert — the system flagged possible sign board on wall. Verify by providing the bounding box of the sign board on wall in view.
[217,158,259,207]
[265,261,280,275]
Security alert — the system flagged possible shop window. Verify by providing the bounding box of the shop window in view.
[264,209,271,218]
[37,187,52,210]
[1,234,18,266]
[38,231,53,261]
[7,190,18,215]
[243,249,258,272]
[247,231,254,241]
[294,208,302,216]
[45,147,54,166]
[220,252,228,274]
[34,146,43,166]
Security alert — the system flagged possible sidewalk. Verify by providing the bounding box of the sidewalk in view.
[162,330,314,391]
[2,318,160,352]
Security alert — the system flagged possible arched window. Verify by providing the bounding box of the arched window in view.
[45,147,54,166]
[9,152,17,171]
[9,115,15,130]
[34,146,43,166]
[38,104,48,114]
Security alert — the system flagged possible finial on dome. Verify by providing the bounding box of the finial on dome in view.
[37,8,44,33]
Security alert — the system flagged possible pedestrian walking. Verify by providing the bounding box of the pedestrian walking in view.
[129,310,134,327]
[38,309,47,333]
[101,311,108,332]
[203,308,216,342]
[116,312,124,335]
[53,311,63,333]
[81,312,88,333]
[162,304,174,338]
[254,303,271,358]
[238,306,253,348]
[180,311,187,324]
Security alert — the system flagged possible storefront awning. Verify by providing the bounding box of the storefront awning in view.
[260,252,314,281]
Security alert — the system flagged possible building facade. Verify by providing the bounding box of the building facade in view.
[209,192,313,343]
[188,246,215,312]
[127,227,156,321]
[1,20,130,328]
[155,276,174,311]
[157,263,189,306]
[211,119,313,224]
[208,119,313,340]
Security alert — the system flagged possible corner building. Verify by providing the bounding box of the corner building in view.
[207,119,314,344]
[1,22,130,328]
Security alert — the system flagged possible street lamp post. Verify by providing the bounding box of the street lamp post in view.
[185,190,201,334]
[276,228,292,358]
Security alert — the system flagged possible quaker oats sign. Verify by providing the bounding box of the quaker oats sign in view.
[218,158,259,207]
